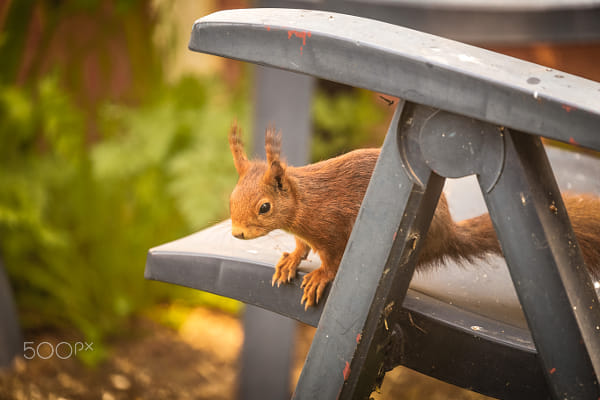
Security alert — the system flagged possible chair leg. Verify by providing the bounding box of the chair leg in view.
[0,257,22,368]
[240,64,316,400]
[480,130,600,398]
[238,306,295,400]
[293,101,445,399]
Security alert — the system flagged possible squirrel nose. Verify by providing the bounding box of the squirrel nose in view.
[232,226,245,239]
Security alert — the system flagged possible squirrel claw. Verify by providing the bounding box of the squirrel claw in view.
[300,268,332,309]
[300,292,312,311]
[272,274,282,287]
[272,251,301,288]
[303,299,310,311]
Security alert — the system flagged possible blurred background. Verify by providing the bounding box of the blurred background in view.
[0,1,599,399]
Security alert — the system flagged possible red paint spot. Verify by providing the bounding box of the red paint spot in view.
[392,231,397,242]
[356,333,362,344]
[569,137,579,145]
[266,26,271,31]
[343,361,351,381]
[288,30,311,45]
[287,30,312,54]
[562,104,573,112]
[549,367,556,374]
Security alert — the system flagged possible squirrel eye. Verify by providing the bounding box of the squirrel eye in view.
[259,202,271,214]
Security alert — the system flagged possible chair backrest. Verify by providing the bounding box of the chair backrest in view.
[190,8,600,151]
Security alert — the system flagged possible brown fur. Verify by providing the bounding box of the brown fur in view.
[229,125,600,308]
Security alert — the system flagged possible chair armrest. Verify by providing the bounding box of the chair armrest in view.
[145,221,325,326]
[144,220,553,398]
[189,8,600,150]
[145,219,530,328]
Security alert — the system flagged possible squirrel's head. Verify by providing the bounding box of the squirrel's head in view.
[228,123,296,240]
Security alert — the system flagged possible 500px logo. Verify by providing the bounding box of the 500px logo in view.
[23,341,94,360]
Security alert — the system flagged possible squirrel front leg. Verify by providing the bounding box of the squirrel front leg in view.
[301,250,339,310]
[272,237,311,287]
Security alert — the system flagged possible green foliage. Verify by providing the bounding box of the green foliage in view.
[0,73,248,364]
[0,1,388,368]
[0,0,249,366]
[93,75,249,230]
[64,0,141,14]
[311,88,387,161]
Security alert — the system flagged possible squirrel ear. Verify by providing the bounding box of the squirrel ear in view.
[264,126,287,190]
[265,125,282,165]
[263,159,287,190]
[229,121,249,176]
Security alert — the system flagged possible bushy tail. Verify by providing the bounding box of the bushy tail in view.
[420,193,600,279]
[563,194,600,278]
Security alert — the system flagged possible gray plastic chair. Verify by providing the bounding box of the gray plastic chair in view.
[147,8,600,399]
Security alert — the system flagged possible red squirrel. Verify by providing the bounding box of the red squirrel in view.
[228,124,600,309]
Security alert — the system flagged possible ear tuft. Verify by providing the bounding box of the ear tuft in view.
[265,125,282,165]
[229,120,249,176]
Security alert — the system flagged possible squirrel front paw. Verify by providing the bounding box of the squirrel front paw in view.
[300,268,334,310]
[272,252,301,287]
